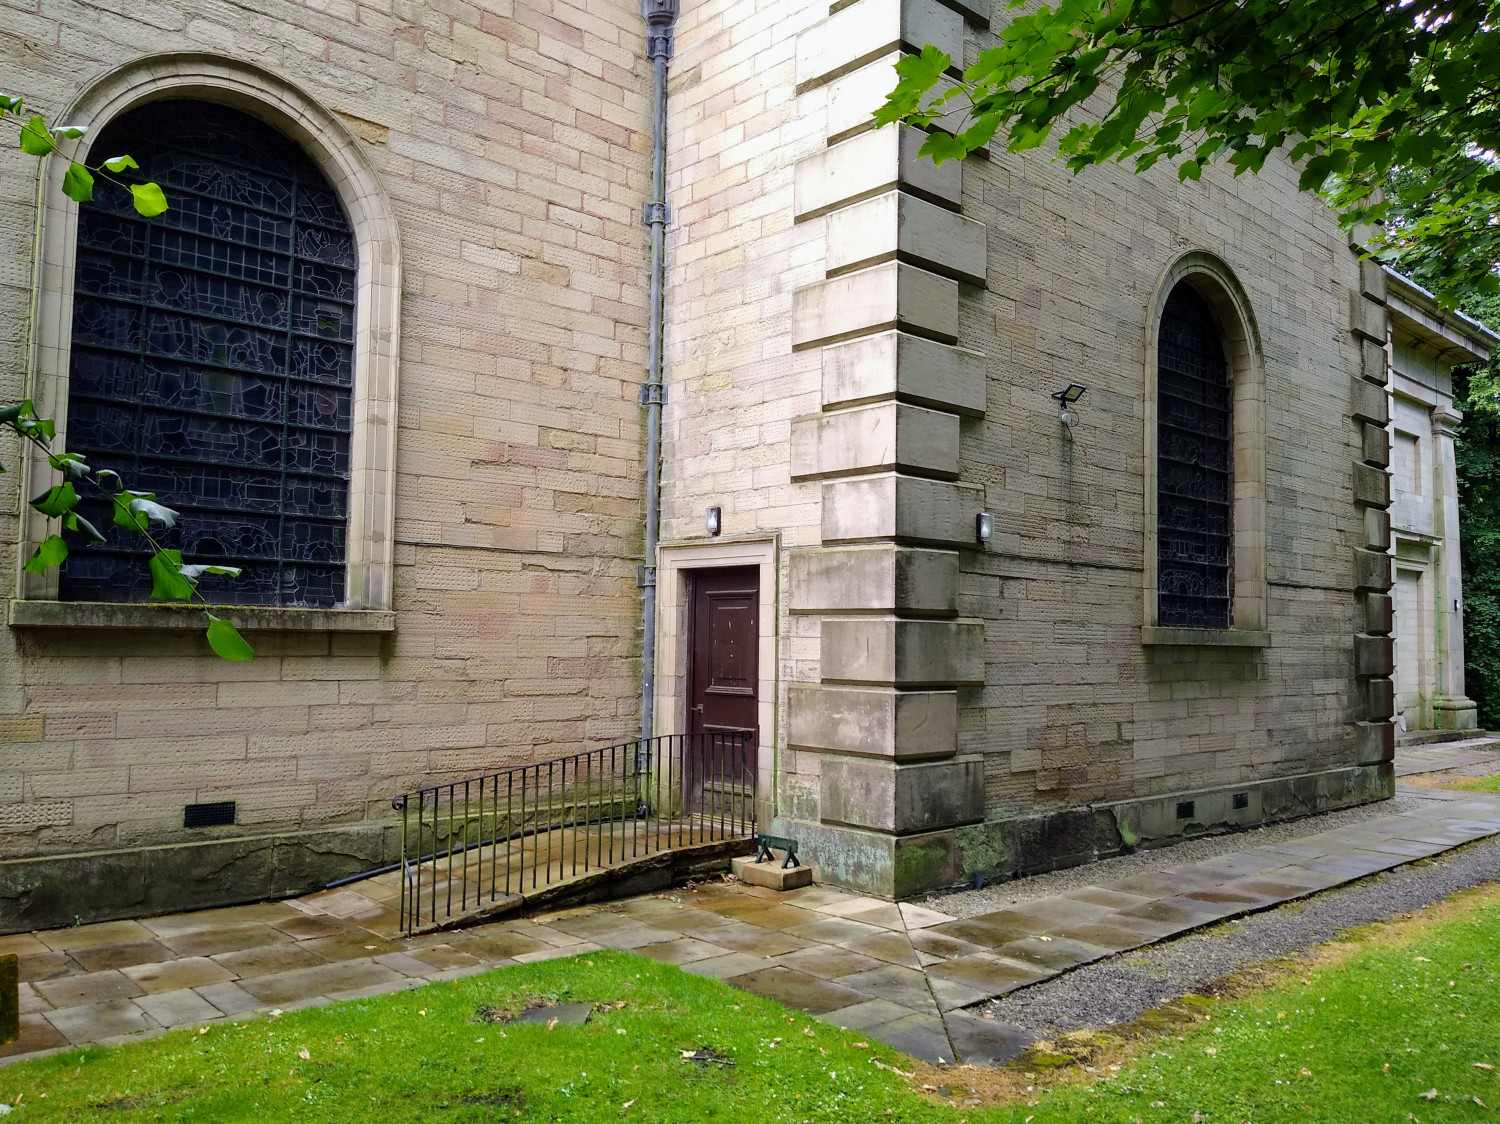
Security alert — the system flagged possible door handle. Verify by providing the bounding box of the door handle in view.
[691,705,704,712]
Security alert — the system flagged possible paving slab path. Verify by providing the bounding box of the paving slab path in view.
[6,753,1500,1069]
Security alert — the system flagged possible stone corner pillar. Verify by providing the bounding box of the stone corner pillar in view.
[1350,263,1396,762]
[780,0,990,898]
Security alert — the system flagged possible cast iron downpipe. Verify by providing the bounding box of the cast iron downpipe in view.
[639,0,677,743]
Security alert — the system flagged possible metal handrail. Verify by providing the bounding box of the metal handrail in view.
[390,731,755,935]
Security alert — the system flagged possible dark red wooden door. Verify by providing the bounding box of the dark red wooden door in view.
[687,566,759,737]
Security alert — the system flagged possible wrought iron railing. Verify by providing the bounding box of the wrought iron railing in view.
[390,731,756,936]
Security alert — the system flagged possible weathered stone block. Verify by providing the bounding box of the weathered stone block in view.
[794,126,962,219]
[1360,337,1389,387]
[825,190,987,285]
[787,684,958,759]
[763,817,960,898]
[822,473,984,545]
[1364,507,1391,551]
[1351,291,1387,343]
[795,0,962,91]
[788,544,959,614]
[934,0,990,24]
[793,262,957,349]
[1355,548,1393,592]
[1351,377,1390,425]
[731,854,813,890]
[1359,258,1388,304]
[1361,591,1393,635]
[790,402,959,480]
[826,57,968,143]
[821,617,984,685]
[1362,422,1390,468]
[1355,633,1395,678]
[820,755,983,833]
[1354,721,1395,765]
[1353,462,1390,508]
[1362,676,1395,720]
[822,331,986,416]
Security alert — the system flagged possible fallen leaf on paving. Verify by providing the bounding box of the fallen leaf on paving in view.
[1419,1089,1439,1100]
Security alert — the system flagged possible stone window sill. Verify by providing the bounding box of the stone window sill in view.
[9,600,395,633]
[1141,626,1270,648]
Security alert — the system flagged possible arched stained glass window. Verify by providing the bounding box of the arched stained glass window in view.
[1157,283,1232,629]
[62,100,355,607]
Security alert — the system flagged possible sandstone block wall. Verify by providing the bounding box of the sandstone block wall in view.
[0,0,652,927]
[659,0,1394,896]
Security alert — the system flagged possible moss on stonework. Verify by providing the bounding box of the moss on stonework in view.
[954,821,1008,879]
[893,839,951,896]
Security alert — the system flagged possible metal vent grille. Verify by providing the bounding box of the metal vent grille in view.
[1157,284,1232,630]
[1232,792,1249,810]
[184,800,236,828]
[1175,800,1196,821]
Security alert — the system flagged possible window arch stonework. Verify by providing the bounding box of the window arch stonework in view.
[1142,252,1269,645]
[19,54,399,619]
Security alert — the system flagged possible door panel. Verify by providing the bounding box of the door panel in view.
[687,566,760,737]
[685,566,759,817]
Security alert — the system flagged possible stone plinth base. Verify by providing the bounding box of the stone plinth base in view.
[774,762,1394,899]
[0,825,400,935]
[1434,697,1481,731]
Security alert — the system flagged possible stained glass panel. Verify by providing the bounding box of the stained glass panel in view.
[1157,285,1232,629]
[62,100,354,607]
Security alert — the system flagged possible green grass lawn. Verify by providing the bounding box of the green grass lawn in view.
[4,889,1500,1122]
[1452,772,1500,793]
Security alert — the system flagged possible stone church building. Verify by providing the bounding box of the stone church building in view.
[0,0,1492,929]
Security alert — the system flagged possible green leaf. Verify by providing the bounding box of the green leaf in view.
[24,535,68,574]
[65,512,106,544]
[129,496,178,529]
[148,549,195,601]
[0,94,21,116]
[18,115,55,156]
[101,154,138,173]
[48,452,90,479]
[206,615,255,661]
[61,162,94,203]
[179,564,243,580]
[0,403,24,427]
[129,182,168,217]
[30,482,78,518]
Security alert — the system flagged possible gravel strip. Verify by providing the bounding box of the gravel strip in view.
[931,792,1436,918]
[977,826,1500,1038]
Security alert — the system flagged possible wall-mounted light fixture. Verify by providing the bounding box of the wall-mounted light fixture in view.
[705,505,722,536]
[1051,382,1088,427]
[975,512,994,544]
